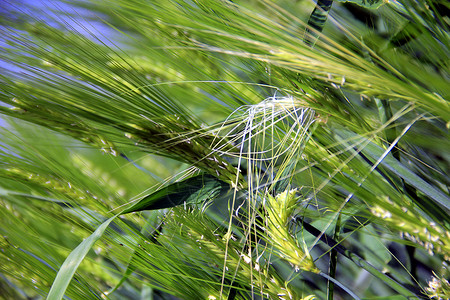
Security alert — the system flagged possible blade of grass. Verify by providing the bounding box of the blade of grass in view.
[46,216,116,300]
[337,130,450,214]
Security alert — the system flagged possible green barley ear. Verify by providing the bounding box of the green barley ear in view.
[166,209,309,299]
[265,189,319,274]
[4,97,120,156]
[370,196,450,259]
[426,272,450,300]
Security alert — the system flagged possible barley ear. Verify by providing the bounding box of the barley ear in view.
[266,189,319,274]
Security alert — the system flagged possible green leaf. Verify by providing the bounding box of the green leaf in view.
[122,174,230,214]
[337,130,450,213]
[336,0,385,9]
[389,21,424,48]
[362,139,450,212]
[46,216,116,300]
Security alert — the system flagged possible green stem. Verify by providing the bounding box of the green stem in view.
[320,272,360,300]
[327,213,341,300]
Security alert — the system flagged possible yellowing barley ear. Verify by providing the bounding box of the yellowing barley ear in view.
[265,189,319,274]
